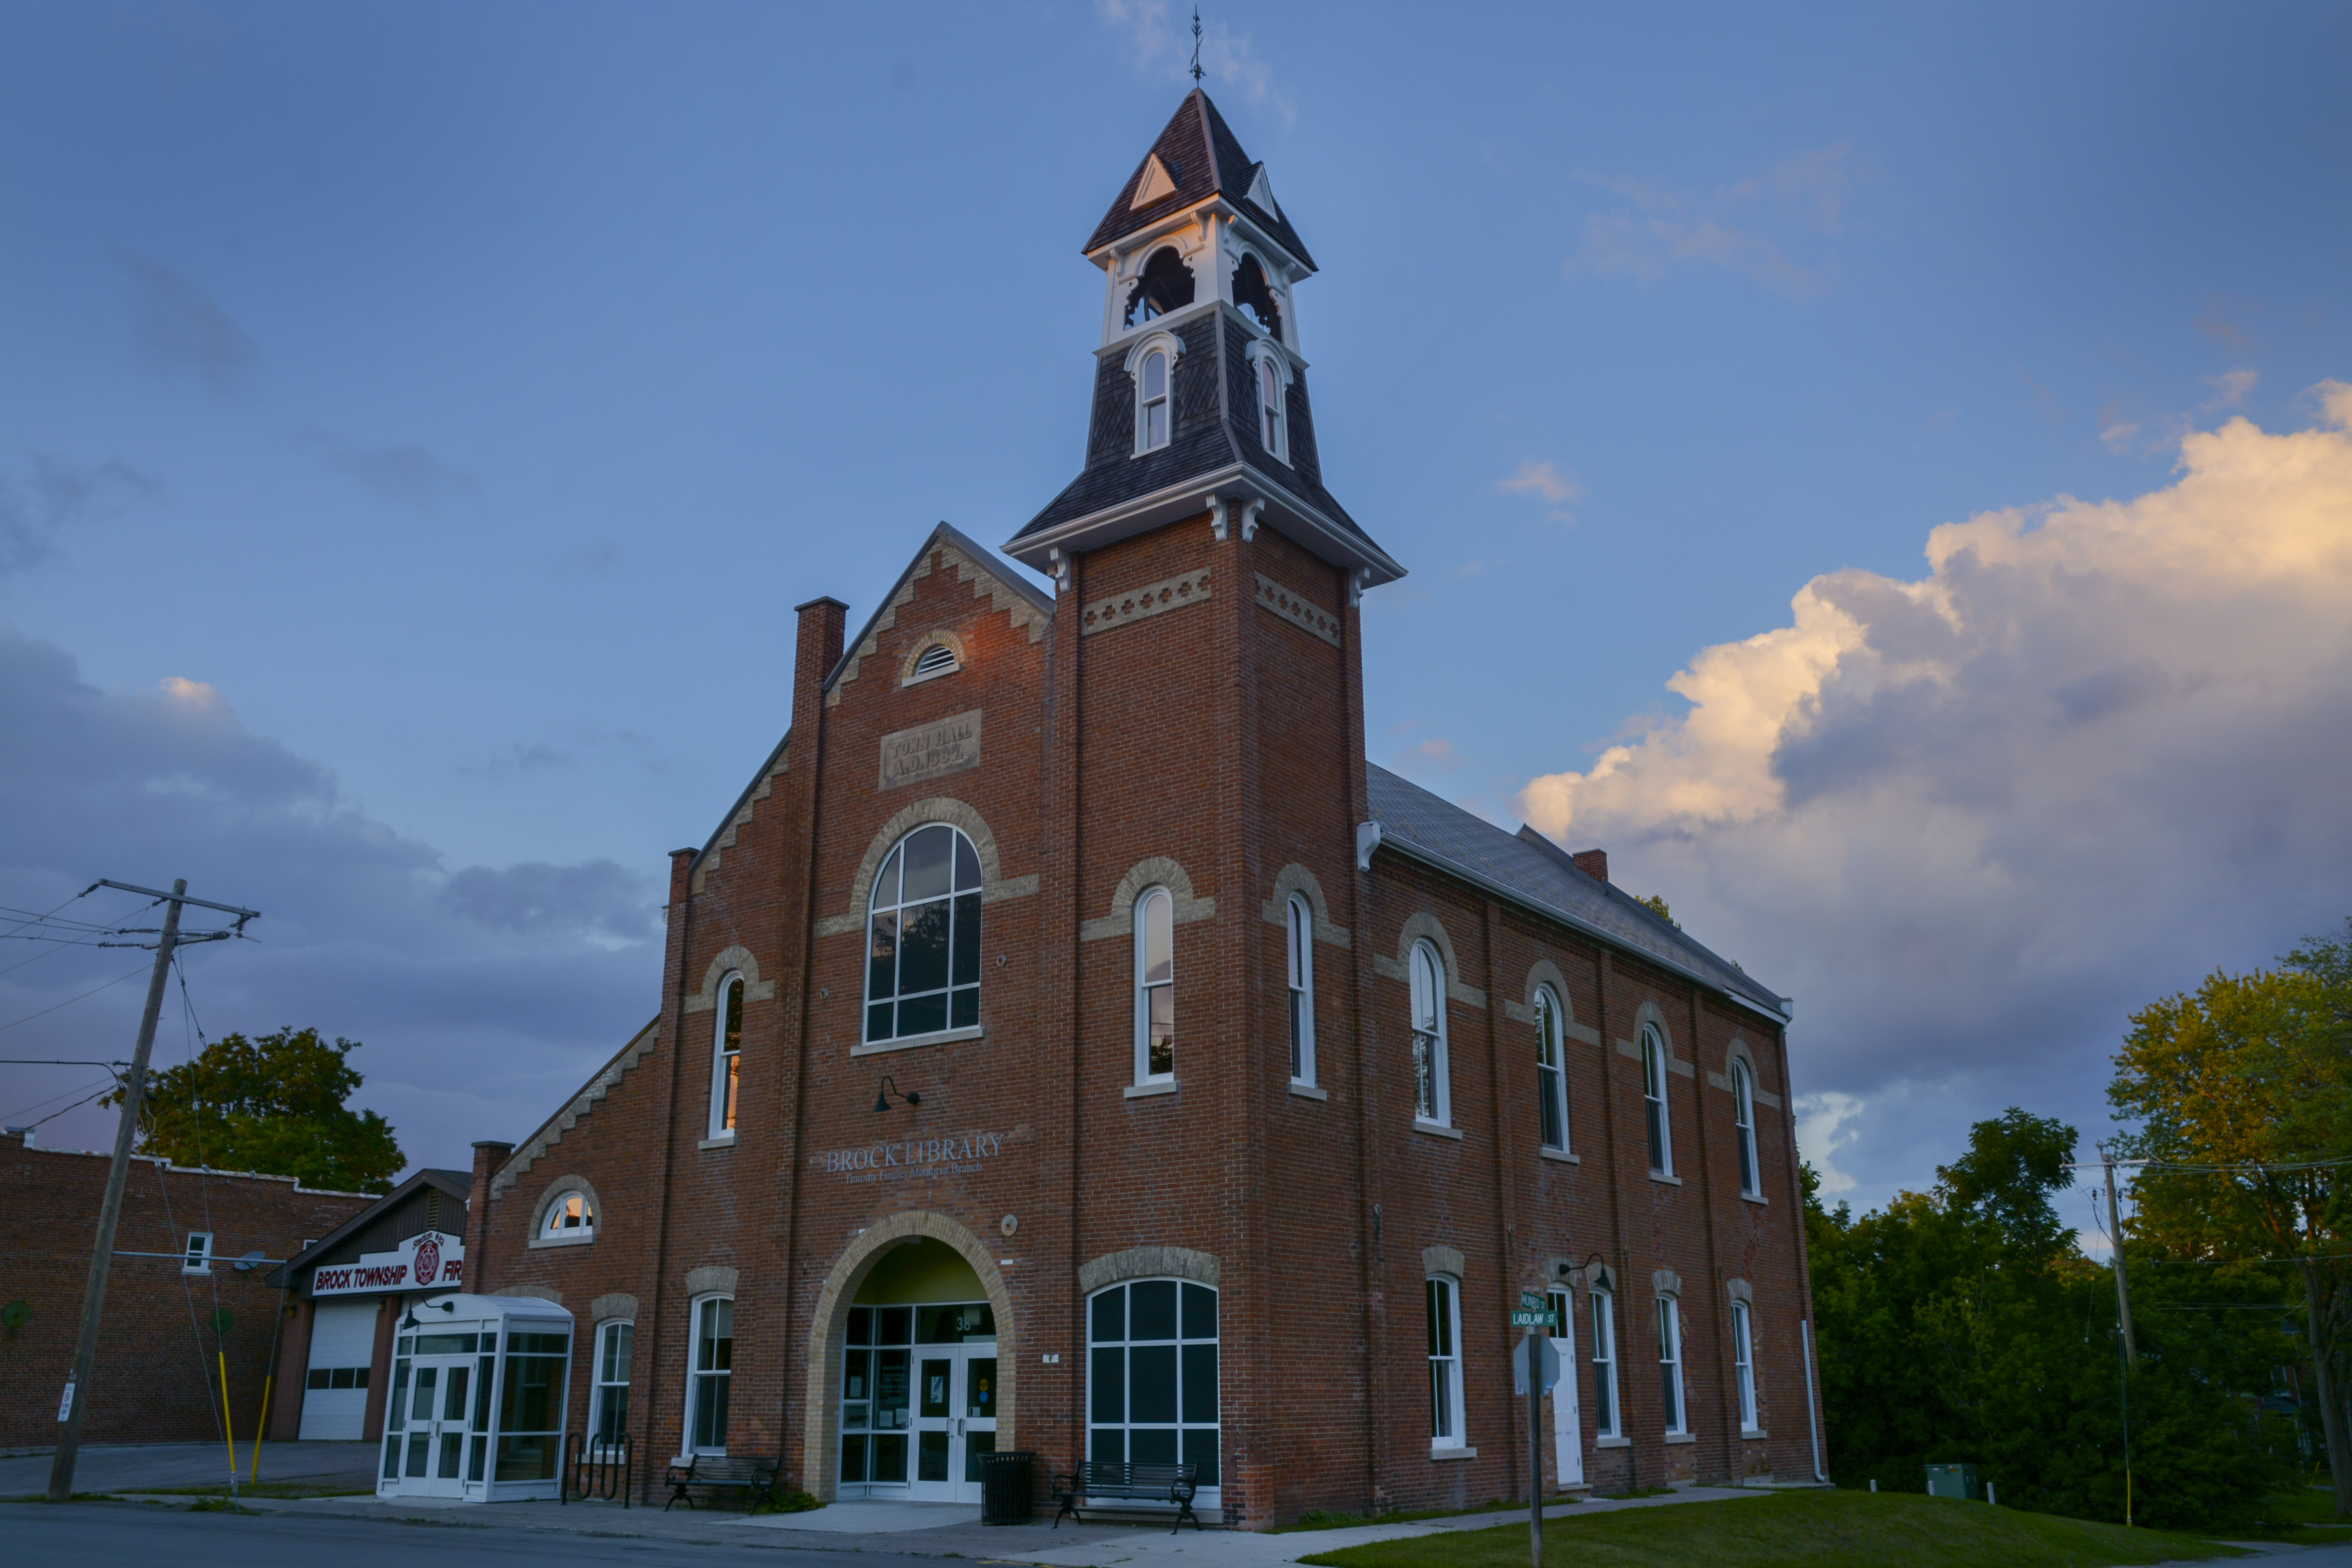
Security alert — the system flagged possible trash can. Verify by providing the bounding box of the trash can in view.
[1924,1464,1980,1501]
[979,1450,1036,1524]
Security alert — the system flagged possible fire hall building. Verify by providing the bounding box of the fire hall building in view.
[459,89,1819,1524]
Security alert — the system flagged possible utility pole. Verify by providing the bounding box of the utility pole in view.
[2101,1144,2139,1368]
[48,878,257,1503]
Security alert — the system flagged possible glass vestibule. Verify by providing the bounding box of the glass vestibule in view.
[378,1294,574,1503]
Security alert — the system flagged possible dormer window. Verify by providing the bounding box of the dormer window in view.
[1245,339,1289,465]
[1233,252,1283,341]
[1123,246,1195,328]
[1142,350,1171,450]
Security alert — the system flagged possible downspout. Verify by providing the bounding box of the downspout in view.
[1802,1319,1825,1482]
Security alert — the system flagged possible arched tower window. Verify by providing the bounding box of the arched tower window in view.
[1534,986,1569,1153]
[866,824,983,1044]
[1123,246,1195,328]
[1139,348,1172,452]
[710,974,744,1138]
[1232,252,1282,341]
[1259,356,1284,458]
[1135,887,1175,1083]
[1286,894,1314,1085]
[1641,1022,1673,1175]
[1410,941,1450,1125]
[1732,1058,1760,1196]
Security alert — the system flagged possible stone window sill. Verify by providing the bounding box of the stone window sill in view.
[1125,1080,1180,1099]
[1649,1170,1683,1186]
[1742,1428,1768,1441]
[1595,1436,1631,1449]
[698,1133,737,1151]
[852,1024,985,1058]
[528,1232,596,1250]
[1413,1118,1465,1141]
[1289,1081,1329,1101]
[1740,1191,1769,1205]
[1664,1432,1696,1445]
[1540,1146,1580,1164]
[1430,1445,1477,1461]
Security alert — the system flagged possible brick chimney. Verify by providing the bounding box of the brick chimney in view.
[464,1139,514,1289]
[1572,848,1608,884]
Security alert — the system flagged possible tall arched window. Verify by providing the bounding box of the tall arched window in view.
[1410,941,1449,1125]
[1589,1287,1620,1439]
[688,1296,733,1454]
[866,824,982,1044]
[1425,1275,1465,1448]
[1088,1279,1219,1484]
[1139,348,1171,452]
[1657,1294,1687,1435]
[1286,893,1314,1085]
[1731,1297,1758,1431]
[710,974,744,1138]
[1135,888,1175,1084]
[1258,356,1284,460]
[1641,1022,1673,1175]
[1534,986,1568,1152]
[1732,1058,1760,1196]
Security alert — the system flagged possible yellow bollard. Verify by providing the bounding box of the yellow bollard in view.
[251,1374,272,1485]
[216,1351,240,1485]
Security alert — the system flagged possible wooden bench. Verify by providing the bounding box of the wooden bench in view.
[663,1453,779,1511]
[1052,1461,1202,1532]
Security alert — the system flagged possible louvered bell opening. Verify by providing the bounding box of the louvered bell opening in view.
[913,644,959,678]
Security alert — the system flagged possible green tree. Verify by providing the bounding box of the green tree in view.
[2109,922,2352,1515]
[1635,893,1679,928]
[105,1027,405,1193]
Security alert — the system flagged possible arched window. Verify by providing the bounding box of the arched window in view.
[1534,986,1569,1152]
[541,1191,595,1242]
[1258,355,1285,460]
[688,1296,733,1454]
[1732,1058,1760,1196]
[592,1320,633,1454]
[1135,887,1175,1083]
[1657,1294,1687,1434]
[1139,347,1171,452]
[1410,941,1449,1125]
[1731,1298,1758,1431]
[1232,252,1283,341]
[866,824,983,1044]
[710,974,744,1138]
[1123,245,1195,328]
[1425,1275,1465,1447]
[1641,1022,1672,1175]
[1286,894,1314,1084]
[1589,1287,1620,1439]
[1088,1278,1219,1484]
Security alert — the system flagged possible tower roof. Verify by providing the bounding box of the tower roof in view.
[1084,89,1316,272]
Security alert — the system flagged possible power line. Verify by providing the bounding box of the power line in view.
[0,961,154,1034]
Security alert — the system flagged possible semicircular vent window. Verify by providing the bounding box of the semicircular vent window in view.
[912,643,960,680]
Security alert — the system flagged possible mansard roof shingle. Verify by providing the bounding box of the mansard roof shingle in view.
[1085,89,1316,270]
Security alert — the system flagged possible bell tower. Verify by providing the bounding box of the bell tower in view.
[1003,89,1403,599]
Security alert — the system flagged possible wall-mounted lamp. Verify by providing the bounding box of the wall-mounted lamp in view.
[872,1075,920,1114]
[398,1299,457,1332]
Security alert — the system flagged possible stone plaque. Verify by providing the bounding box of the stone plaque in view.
[880,709,982,791]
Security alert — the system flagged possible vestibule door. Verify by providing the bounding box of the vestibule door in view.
[905,1345,997,1503]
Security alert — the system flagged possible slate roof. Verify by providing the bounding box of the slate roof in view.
[1085,89,1316,270]
[1365,763,1791,1019]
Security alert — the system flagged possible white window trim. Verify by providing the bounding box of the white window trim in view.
[1658,1296,1688,1435]
[1243,336,1292,465]
[1134,886,1176,1086]
[1410,941,1451,1127]
[1123,330,1184,456]
[684,1294,733,1458]
[1590,1289,1621,1439]
[536,1190,597,1247]
[592,1319,633,1450]
[862,824,985,1048]
[1426,1275,1467,1450]
[1641,1022,1673,1176]
[1732,1058,1760,1197]
[182,1231,212,1275]
[1731,1298,1759,1433]
[1535,984,1570,1154]
[710,972,744,1140]
[1287,893,1315,1086]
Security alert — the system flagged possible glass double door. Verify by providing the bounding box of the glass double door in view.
[907,1344,997,1502]
[387,1352,477,1497]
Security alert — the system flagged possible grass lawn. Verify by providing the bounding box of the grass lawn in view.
[1295,1489,2245,1568]
[2241,1483,2352,1546]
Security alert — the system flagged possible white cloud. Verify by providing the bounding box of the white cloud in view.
[1093,0,1294,123]
[1795,1091,1866,1196]
[1519,385,2352,1206]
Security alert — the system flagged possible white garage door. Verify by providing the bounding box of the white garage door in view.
[299,1299,380,1441]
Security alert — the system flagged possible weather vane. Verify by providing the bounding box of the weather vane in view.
[1190,6,1204,84]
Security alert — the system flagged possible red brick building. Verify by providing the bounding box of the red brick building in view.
[460,89,1822,1524]
[0,1127,373,1450]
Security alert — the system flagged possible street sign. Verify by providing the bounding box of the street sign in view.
[1510,1308,1559,1329]
[1512,1333,1563,1394]
[1519,1289,1547,1310]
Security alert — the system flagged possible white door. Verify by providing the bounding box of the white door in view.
[388,1353,475,1497]
[1548,1290,1583,1489]
[300,1299,378,1440]
[905,1345,998,1503]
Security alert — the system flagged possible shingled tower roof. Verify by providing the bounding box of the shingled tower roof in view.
[1083,88,1316,271]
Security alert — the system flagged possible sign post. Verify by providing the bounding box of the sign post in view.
[1510,1296,1561,1568]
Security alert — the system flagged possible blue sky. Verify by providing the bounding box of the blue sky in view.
[5,2,2349,1226]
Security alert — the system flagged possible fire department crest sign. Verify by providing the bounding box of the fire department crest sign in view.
[412,1233,443,1288]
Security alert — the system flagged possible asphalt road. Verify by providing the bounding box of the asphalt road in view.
[3,1505,961,1568]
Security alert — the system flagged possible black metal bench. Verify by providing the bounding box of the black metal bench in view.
[1052,1460,1202,1532]
[663,1453,779,1511]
